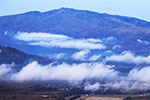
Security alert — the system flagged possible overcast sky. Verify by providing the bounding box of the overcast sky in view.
[0,0,150,21]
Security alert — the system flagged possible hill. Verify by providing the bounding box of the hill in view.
[0,8,150,55]
[0,46,51,65]
[0,7,150,38]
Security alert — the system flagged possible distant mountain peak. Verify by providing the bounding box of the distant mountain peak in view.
[45,7,76,14]
[58,7,74,10]
[24,11,41,15]
[0,8,150,38]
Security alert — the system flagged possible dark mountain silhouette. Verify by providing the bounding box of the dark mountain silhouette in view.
[0,7,150,38]
[0,46,51,65]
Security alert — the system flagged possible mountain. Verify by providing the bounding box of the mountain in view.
[0,8,150,56]
[0,7,150,38]
[0,46,51,65]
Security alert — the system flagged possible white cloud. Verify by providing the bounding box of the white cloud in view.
[137,39,149,45]
[105,36,115,41]
[128,67,150,82]
[55,53,66,59]
[112,45,122,49]
[15,32,68,41]
[11,62,51,81]
[105,51,150,64]
[15,32,106,50]
[107,67,150,90]
[87,38,102,43]
[30,41,105,50]
[106,50,112,53]
[89,54,101,61]
[84,83,100,91]
[0,64,12,76]
[137,39,143,43]
[103,36,116,42]
[4,31,8,35]
[1,61,150,90]
[11,61,118,82]
[72,50,90,61]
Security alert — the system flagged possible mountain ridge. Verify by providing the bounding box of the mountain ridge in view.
[1,7,150,23]
[0,7,150,39]
[0,46,51,65]
[1,8,150,56]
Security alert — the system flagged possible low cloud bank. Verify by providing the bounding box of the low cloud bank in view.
[15,32,68,41]
[0,64,12,76]
[72,50,101,61]
[89,54,101,61]
[15,32,106,50]
[128,67,150,83]
[84,83,100,91]
[85,66,150,91]
[72,50,90,61]
[0,63,14,79]
[11,61,117,82]
[105,51,150,64]
[1,61,150,91]
[55,53,66,59]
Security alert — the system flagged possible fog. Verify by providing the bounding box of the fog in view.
[105,51,150,64]
[11,61,117,82]
[72,49,90,61]
[1,61,150,91]
[1,32,150,91]
[15,32,106,50]
[89,54,101,61]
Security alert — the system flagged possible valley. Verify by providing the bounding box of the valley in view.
[1,8,150,100]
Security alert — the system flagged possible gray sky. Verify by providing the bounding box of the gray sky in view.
[0,0,150,21]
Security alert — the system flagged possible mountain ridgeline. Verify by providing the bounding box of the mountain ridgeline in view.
[0,7,150,38]
[0,8,150,55]
[0,46,51,65]
[1,8,150,97]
